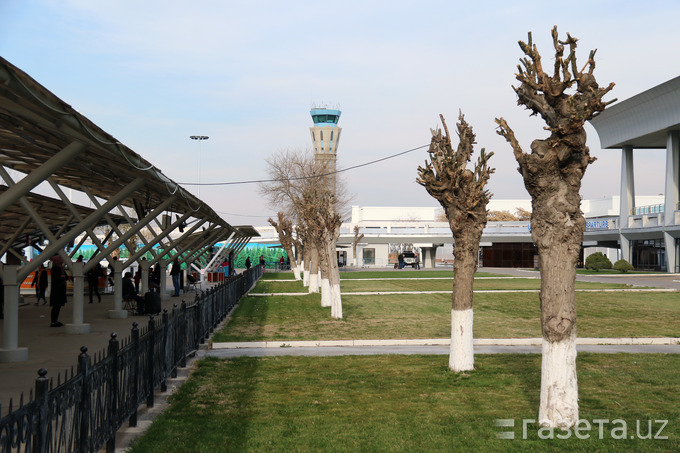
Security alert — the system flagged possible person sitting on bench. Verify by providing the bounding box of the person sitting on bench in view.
[123,272,145,315]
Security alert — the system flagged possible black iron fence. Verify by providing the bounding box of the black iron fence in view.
[0,265,262,453]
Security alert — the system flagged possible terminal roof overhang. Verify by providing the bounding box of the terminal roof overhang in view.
[0,56,256,263]
[0,186,126,252]
[0,57,262,270]
[589,75,680,149]
[0,57,221,223]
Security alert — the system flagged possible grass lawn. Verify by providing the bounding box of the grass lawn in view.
[250,278,633,294]
[129,354,680,452]
[214,290,680,342]
[261,270,508,280]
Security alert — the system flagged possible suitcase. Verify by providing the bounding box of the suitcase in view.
[145,290,161,315]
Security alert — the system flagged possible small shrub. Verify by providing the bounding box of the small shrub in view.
[614,259,634,273]
[585,252,612,271]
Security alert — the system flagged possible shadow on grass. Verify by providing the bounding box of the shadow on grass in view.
[495,353,541,412]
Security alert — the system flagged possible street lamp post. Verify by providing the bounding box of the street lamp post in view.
[190,135,209,198]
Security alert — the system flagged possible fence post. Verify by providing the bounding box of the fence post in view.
[147,315,155,408]
[210,287,216,333]
[33,368,49,453]
[161,309,169,393]
[195,297,203,347]
[129,322,139,427]
[171,303,179,378]
[106,333,119,453]
[77,346,91,453]
[180,301,188,368]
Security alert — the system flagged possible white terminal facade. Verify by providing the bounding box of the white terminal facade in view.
[256,78,680,272]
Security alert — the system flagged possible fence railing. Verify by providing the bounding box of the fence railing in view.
[0,265,262,453]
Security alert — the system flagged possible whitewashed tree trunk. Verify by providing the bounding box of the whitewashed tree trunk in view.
[319,246,331,307]
[292,265,301,281]
[326,239,342,319]
[448,240,479,372]
[330,281,342,319]
[303,265,310,287]
[302,249,310,287]
[320,277,331,307]
[449,308,474,372]
[308,245,320,293]
[539,330,578,428]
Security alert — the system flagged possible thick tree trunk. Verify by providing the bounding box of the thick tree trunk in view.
[282,244,301,281]
[326,239,342,319]
[318,242,331,307]
[449,235,479,372]
[302,248,310,287]
[308,244,320,293]
[537,242,579,428]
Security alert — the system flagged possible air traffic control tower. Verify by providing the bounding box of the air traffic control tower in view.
[309,107,342,179]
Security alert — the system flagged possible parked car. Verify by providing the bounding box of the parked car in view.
[402,252,417,268]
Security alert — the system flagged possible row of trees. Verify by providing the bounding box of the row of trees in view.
[260,150,347,319]
[418,27,615,429]
[259,27,615,430]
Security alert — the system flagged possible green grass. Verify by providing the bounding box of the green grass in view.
[250,278,633,294]
[576,269,667,275]
[262,270,509,281]
[214,291,680,342]
[129,354,680,452]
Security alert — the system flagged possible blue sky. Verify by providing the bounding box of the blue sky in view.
[2,0,678,226]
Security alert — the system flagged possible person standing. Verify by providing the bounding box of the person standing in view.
[87,262,103,303]
[245,256,251,269]
[170,258,181,297]
[33,264,49,305]
[49,255,68,327]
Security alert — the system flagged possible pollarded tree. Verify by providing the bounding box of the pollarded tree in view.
[260,149,321,291]
[417,112,494,372]
[495,27,615,428]
[300,188,343,317]
[268,212,301,280]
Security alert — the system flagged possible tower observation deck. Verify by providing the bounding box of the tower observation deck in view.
[310,108,342,177]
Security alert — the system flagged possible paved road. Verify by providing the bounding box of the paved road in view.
[483,267,680,291]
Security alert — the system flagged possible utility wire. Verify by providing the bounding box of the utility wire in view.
[179,143,429,186]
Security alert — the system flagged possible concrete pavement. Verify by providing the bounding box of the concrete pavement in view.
[0,286,200,413]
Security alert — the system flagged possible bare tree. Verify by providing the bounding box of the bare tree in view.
[495,27,615,428]
[487,210,517,222]
[515,207,532,221]
[351,225,364,267]
[260,149,320,291]
[301,189,343,316]
[417,112,494,372]
[260,148,349,305]
[268,212,301,280]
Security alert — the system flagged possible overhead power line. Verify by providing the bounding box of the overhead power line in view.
[179,144,430,186]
